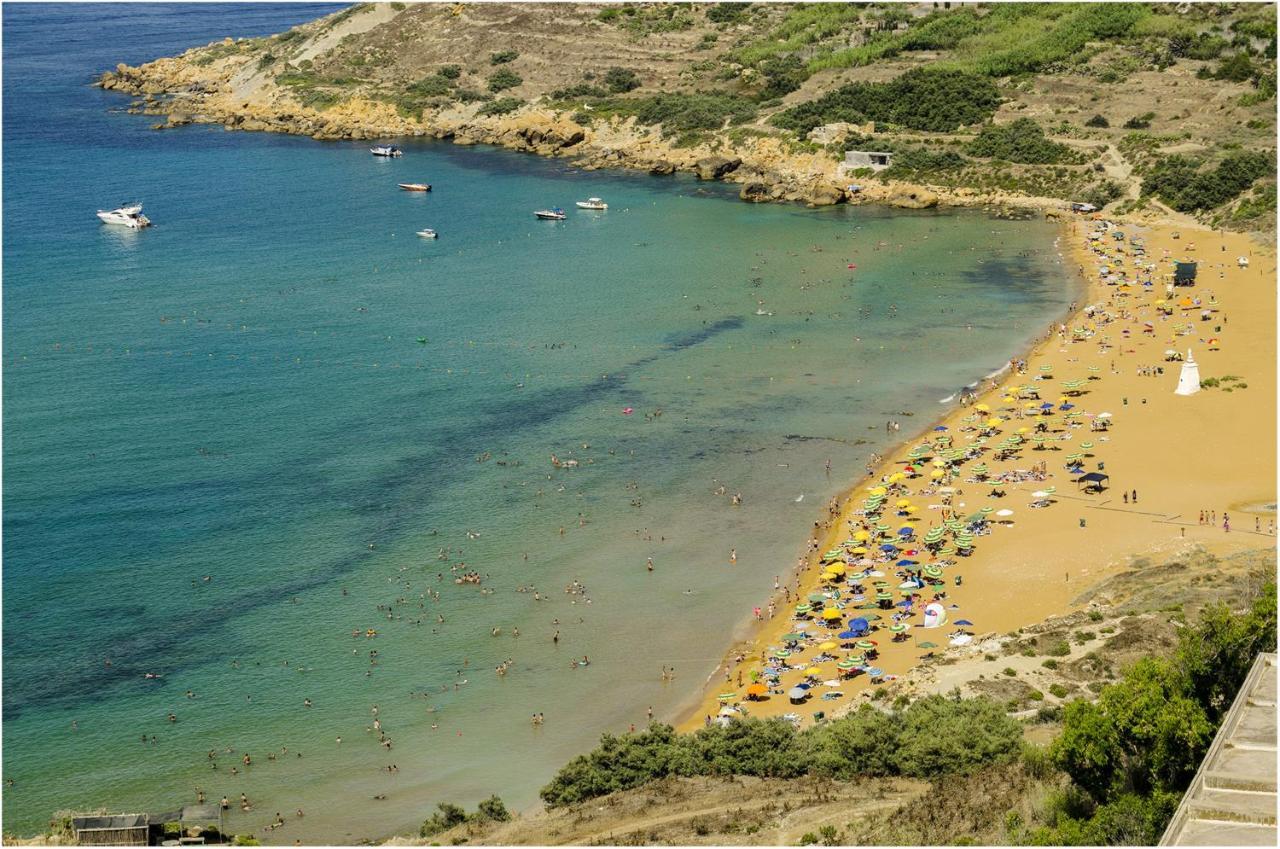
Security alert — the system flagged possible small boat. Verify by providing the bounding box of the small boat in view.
[534,208,566,220]
[398,183,431,192]
[416,228,438,239]
[96,203,151,228]
[371,145,402,157]
[575,197,607,210]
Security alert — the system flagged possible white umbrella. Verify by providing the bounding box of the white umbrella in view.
[996,509,1014,517]
[1097,412,1112,419]
[1032,490,1050,498]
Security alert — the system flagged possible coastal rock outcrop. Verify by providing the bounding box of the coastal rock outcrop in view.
[886,186,939,209]
[649,160,676,176]
[739,182,770,203]
[694,156,741,181]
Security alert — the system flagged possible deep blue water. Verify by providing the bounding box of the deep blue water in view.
[2,4,1079,841]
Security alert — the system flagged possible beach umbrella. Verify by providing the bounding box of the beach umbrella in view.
[954,619,974,626]
[718,693,736,703]
[865,667,884,678]
[975,403,990,412]
[819,641,837,651]
[837,629,859,640]
[853,530,871,541]
[821,608,842,621]
[781,633,804,643]
[979,506,994,515]
[788,687,808,702]
[746,683,767,696]
[889,624,908,633]
[896,499,912,508]
[855,640,877,650]
[1032,490,1050,499]
[918,641,939,649]
[875,592,892,601]
[849,546,868,555]
[930,469,945,479]
[827,563,847,575]
[836,659,858,671]
[996,509,1014,517]
[774,650,791,659]
[879,543,897,552]
[794,605,812,616]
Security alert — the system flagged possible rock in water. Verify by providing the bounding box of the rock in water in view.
[649,160,676,176]
[694,156,742,181]
[739,183,770,203]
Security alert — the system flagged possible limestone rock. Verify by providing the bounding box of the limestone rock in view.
[739,183,770,203]
[649,160,675,175]
[694,156,741,181]
[887,187,939,209]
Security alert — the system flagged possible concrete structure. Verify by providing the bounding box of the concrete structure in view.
[1174,350,1201,396]
[842,150,893,173]
[1160,653,1277,846]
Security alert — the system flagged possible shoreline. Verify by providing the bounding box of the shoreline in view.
[675,214,1277,731]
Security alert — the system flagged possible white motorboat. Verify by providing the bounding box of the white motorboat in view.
[575,197,607,210]
[534,208,566,220]
[416,228,438,239]
[371,145,403,157]
[96,203,151,228]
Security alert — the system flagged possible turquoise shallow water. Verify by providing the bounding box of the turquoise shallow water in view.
[2,5,1080,842]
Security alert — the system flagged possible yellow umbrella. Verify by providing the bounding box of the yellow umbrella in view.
[932,458,946,467]
[986,417,1004,427]
[849,546,868,555]
[827,563,847,575]
[1001,396,1014,404]
[819,641,837,651]
[1024,401,1039,409]
[869,486,887,496]
[888,472,906,483]
[821,608,842,620]
[853,530,870,542]
[1017,427,1031,434]
[906,505,919,513]
[930,469,945,479]
[896,499,911,508]
[975,403,990,412]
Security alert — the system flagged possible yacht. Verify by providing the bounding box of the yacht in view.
[96,203,151,228]
[416,228,438,239]
[371,145,403,157]
[534,208,566,220]
[398,183,431,192]
[575,197,607,210]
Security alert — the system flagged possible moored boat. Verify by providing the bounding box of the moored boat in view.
[371,145,402,157]
[416,228,438,239]
[399,183,431,192]
[96,203,151,228]
[575,197,607,210]
[534,208,566,220]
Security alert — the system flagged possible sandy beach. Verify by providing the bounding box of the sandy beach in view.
[679,216,1277,730]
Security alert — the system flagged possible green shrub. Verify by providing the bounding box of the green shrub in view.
[489,50,519,65]
[707,2,751,25]
[438,64,462,80]
[1143,151,1274,212]
[421,803,468,837]
[773,68,1000,135]
[477,97,524,116]
[1088,609,1105,622]
[1042,659,1059,670]
[487,69,522,92]
[475,795,510,822]
[799,833,819,846]
[1048,641,1072,656]
[603,67,640,93]
[1123,113,1155,130]
[1049,683,1071,698]
[1085,113,1110,128]
[1003,667,1018,677]
[1029,690,1045,701]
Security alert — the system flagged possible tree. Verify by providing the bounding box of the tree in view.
[420,802,468,837]
[475,795,510,822]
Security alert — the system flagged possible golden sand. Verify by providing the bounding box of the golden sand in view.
[679,219,1277,730]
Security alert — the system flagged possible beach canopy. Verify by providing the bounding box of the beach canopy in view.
[788,687,808,701]
[923,602,947,628]
[847,617,869,636]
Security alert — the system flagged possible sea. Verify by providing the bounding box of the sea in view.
[1,4,1082,842]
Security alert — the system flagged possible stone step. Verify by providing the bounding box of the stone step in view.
[1188,789,1278,826]
[1205,770,1277,794]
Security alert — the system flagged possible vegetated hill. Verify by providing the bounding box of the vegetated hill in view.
[100,3,1276,227]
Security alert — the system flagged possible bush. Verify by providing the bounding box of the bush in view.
[773,68,1000,135]
[707,2,751,25]
[475,795,510,822]
[1049,683,1071,698]
[1048,641,1072,656]
[1042,659,1059,670]
[1143,151,1274,212]
[477,97,524,116]
[603,67,640,93]
[487,69,522,92]
[1085,114,1110,128]
[438,64,462,79]
[1212,52,1256,82]
[628,92,758,133]
[799,833,819,846]
[489,50,518,65]
[759,54,807,98]
[421,803,468,837]
[1123,113,1155,130]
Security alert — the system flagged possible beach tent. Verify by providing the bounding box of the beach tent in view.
[1174,350,1201,396]
[788,687,809,704]
[1075,471,1110,492]
[923,602,947,628]
[1174,260,1197,286]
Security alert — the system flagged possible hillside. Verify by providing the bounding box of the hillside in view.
[98,2,1276,227]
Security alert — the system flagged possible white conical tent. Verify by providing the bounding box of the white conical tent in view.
[1174,349,1200,396]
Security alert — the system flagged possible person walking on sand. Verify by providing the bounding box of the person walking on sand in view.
[1131,489,1138,503]
[1224,513,1230,533]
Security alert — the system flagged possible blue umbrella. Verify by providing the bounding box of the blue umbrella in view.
[896,559,918,566]
[847,617,869,636]
[1060,403,1075,410]
[880,543,898,552]
[837,629,859,639]
[865,667,884,677]
[897,527,914,536]
[955,619,974,626]
[1040,402,1054,408]
[896,599,913,608]
[933,426,948,431]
